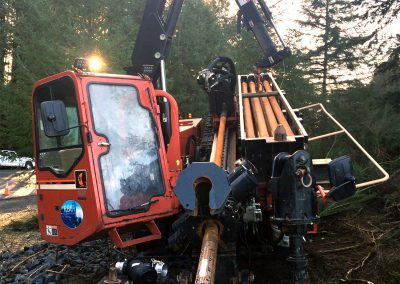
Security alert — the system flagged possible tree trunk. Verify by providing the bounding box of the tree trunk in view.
[322,0,330,97]
[0,1,6,85]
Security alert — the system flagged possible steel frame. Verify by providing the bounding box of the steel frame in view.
[298,103,389,189]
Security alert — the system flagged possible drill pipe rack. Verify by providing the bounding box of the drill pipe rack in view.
[238,73,308,180]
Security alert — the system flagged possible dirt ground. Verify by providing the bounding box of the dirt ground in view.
[0,185,399,283]
[307,192,400,284]
[0,195,43,253]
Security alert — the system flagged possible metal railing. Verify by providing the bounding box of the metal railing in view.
[298,103,389,189]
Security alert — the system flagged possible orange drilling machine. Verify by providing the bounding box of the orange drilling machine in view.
[31,1,388,283]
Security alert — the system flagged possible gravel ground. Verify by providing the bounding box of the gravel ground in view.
[0,196,129,284]
[0,189,398,283]
[0,240,128,284]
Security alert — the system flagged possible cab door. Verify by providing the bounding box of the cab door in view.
[82,76,179,225]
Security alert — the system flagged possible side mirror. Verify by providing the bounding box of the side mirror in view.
[328,156,356,202]
[40,100,70,137]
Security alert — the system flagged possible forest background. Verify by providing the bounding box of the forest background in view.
[1,1,400,281]
[0,0,399,186]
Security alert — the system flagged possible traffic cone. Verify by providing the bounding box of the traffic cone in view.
[3,182,10,197]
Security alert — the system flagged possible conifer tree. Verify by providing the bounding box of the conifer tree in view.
[298,0,372,96]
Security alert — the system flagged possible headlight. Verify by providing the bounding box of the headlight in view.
[74,56,105,72]
[88,56,104,72]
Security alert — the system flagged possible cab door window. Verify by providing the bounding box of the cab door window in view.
[88,83,165,215]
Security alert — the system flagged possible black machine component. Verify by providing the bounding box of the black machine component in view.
[116,259,158,284]
[171,160,259,254]
[156,96,172,149]
[197,57,237,116]
[328,156,356,201]
[228,159,258,202]
[270,150,319,283]
[235,0,291,68]
[174,160,260,216]
[174,162,231,215]
[167,212,239,253]
[271,150,318,225]
[126,0,184,82]
[197,115,214,162]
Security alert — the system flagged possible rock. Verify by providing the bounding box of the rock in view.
[100,261,107,267]
[25,249,34,256]
[26,259,40,270]
[2,252,13,259]
[14,274,25,282]
[92,264,100,273]
[74,259,83,265]
[19,265,28,274]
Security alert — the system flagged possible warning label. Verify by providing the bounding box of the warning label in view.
[46,225,58,237]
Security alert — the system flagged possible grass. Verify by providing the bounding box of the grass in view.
[320,190,378,217]
[4,214,38,232]
[383,227,400,247]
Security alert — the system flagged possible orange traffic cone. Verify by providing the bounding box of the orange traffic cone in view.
[3,182,10,197]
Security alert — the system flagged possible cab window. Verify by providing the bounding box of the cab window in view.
[33,76,83,176]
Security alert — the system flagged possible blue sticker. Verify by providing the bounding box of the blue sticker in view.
[60,200,83,229]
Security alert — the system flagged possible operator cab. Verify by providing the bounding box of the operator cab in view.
[32,70,183,247]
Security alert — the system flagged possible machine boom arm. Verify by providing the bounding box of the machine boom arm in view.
[127,0,291,83]
[126,0,184,83]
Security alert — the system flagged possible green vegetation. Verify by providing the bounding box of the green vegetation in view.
[4,214,38,232]
[320,190,378,217]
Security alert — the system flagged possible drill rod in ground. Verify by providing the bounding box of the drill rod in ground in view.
[195,109,229,283]
[195,222,220,284]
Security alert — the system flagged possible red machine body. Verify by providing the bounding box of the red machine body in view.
[32,70,200,247]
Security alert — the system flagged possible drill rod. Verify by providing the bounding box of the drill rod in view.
[195,222,220,284]
[260,95,278,136]
[194,109,229,283]
[242,82,256,138]
[263,80,295,136]
[258,80,277,136]
[228,130,237,172]
[214,110,227,167]
[249,81,269,137]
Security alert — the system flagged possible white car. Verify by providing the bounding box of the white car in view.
[0,150,35,170]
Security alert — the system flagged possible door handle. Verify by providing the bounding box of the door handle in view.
[98,141,111,147]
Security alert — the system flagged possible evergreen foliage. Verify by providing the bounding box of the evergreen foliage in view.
[298,0,373,96]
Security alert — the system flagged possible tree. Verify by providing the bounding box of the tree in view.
[352,0,400,26]
[0,0,143,154]
[374,35,400,87]
[0,0,15,85]
[167,0,232,116]
[298,0,373,96]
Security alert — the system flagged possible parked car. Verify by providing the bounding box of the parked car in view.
[0,150,35,170]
